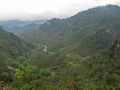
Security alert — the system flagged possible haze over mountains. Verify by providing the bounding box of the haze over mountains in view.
[0,19,47,35]
[1,4,120,90]
[0,4,120,56]
[19,5,120,56]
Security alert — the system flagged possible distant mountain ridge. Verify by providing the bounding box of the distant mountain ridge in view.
[0,20,47,28]
[19,5,120,56]
[0,20,47,35]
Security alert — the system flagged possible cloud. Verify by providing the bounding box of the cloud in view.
[0,0,119,20]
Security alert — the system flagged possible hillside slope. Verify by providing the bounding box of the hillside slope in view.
[0,26,33,82]
[0,27,32,58]
[20,5,120,56]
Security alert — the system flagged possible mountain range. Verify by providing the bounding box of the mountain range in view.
[0,20,47,35]
[19,4,120,56]
[1,4,120,89]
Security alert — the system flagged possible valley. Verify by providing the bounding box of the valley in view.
[0,5,120,90]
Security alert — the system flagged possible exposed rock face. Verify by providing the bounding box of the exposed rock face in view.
[110,39,120,57]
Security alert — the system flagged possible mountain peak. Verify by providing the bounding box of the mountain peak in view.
[105,4,119,8]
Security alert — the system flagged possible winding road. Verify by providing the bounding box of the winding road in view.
[43,45,48,52]
[43,45,54,54]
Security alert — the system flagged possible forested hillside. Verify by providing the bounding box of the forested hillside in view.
[0,27,33,84]
[1,5,120,90]
[21,5,120,56]
[0,27,32,58]
[2,39,120,90]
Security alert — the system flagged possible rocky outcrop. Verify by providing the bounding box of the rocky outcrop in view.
[110,39,120,57]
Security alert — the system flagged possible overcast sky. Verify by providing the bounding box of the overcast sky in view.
[0,0,119,20]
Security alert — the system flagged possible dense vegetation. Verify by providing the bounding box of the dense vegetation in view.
[0,27,32,58]
[1,5,120,90]
[0,27,32,84]
[2,41,120,90]
[21,5,120,56]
